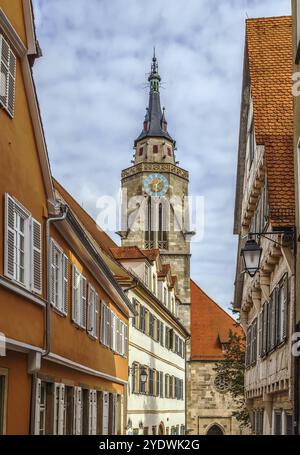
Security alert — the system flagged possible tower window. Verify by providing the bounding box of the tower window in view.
[153,145,158,154]
[139,147,143,156]
[167,147,172,156]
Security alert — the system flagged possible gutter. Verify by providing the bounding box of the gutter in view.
[43,205,68,357]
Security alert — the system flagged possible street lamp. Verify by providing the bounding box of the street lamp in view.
[140,367,148,384]
[240,238,262,278]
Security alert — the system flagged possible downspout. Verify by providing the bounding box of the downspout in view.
[42,205,68,357]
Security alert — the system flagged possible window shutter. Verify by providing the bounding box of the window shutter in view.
[274,286,280,345]
[259,311,263,357]
[34,378,41,435]
[7,48,16,117]
[50,240,56,306]
[88,390,93,435]
[73,387,82,435]
[102,392,109,435]
[80,276,87,328]
[4,193,16,280]
[282,276,288,340]
[87,285,93,335]
[31,218,42,294]
[72,265,77,322]
[95,293,99,339]
[62,254,68,315]
[100,301,104,344]
[92,390,97,435]
[0,36,9,110]
[58,384,65,435]
[263,303,267,356]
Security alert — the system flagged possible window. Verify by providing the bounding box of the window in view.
[140,306,146,333]
[284,412,293,435]
[152,274,157,295]
[0,35,16,117]
[120,321,127,356]
[5,194,42,293]
[165,374,169,398]
[149,313,155,338]
[144,427,149,435]
[133,299,140,329]
[100,302,111,347]
[246,319,257,367]
[149,369,154,396]
[87,285,99,338]
[0,371,7,435]
[139,147,143,156]
[50,239,68,315]
[159,372,164,398]
[152,426,157,435]
[144,264,150,288]
[277,275,288,343]
[274,410,282,435]
[253,409,264,435]
[72,265,87,328]
[259,275,288,358]
[160,322,164,346]
[153,145,158,154]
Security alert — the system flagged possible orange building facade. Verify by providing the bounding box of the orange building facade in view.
[0,0,131,435]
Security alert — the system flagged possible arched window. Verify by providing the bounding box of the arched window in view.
[145,198,154,248]
[158,202,168,249]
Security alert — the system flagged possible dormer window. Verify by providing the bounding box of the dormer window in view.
[0,34,16,118]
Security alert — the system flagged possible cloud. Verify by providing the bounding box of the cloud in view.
[32,0,290,311]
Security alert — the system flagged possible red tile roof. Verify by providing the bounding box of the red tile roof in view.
[191,280,242,361]
[110,246,149,261]
[246,16,295,226]
[53,178,117,255]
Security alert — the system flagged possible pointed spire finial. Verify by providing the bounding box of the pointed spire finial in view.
[149,47,160,92]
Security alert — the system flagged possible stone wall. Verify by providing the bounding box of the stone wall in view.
[186,361,242,435]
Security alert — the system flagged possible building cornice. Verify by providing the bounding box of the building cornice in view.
[121,162,189,182]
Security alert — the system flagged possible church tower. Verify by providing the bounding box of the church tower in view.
[120,51,192,330]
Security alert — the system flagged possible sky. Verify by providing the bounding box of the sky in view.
[32,0,290,313]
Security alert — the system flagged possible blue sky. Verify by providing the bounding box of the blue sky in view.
[32,0,290,313]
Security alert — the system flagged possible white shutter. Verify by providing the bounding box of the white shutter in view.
[73,386,82,435]
[4,193,15,280]
[88,390,93,435]
[87,285,94,335]
[102,392,109,435]
[31,218,42,294]
[95,293,99,339]
[80,276,87,328]
[62,255,68,315]
[58,384,65,435]
[0,36,9,109]
[34,378,41,435]
[7,48,16,117]
[111,311,116,351]
[112,394,117,435]
[100,302,104,344]
[50,240,56,306]
[0,35,16,117]
[72,265,80,323]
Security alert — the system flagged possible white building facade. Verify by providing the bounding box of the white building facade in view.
[110,247,188,435]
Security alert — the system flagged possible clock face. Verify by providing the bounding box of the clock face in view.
[144,173,169,197]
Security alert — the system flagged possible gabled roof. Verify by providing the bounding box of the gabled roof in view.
[191,280,242,361]
[235,16,294,230]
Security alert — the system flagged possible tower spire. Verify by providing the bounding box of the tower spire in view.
[135,50,175,146]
